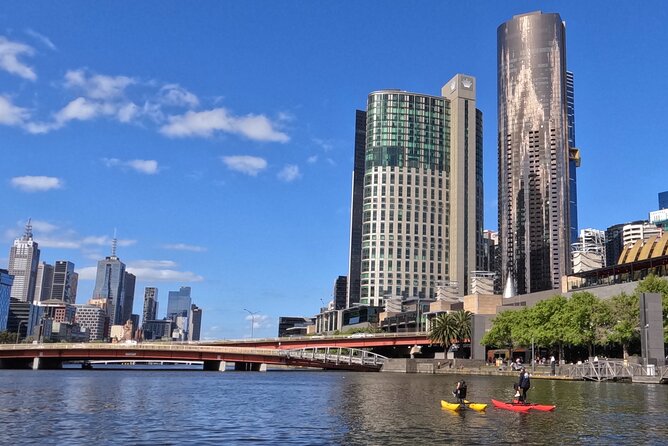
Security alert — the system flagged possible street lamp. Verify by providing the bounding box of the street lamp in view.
[15,320,26,344]
[244,309,258,338]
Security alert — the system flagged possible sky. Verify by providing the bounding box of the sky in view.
[1,1,667,339]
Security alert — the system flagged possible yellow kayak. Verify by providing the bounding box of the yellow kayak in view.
[441,400,488,412]
[440,400,462,411]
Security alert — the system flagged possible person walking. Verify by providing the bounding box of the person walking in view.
[550,355,556,376]
[518,367,531,403]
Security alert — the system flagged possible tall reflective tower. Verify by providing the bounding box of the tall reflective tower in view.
[498,12,572,294]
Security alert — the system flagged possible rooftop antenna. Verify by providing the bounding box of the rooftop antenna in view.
[24,218,33,240]
[111,228,118,257]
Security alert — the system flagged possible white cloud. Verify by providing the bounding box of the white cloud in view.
[161,243,207,252]
[76,266,98,281]
[125,259,204,282]
[0,36,36,80]
[81,235,136,247]
[29,220,59,233]
[64,69,135,100]
[103,158,160,175]
[0,96,29,126]
[25,29,56,51]
[160,107,289,142]
[307,155,318,164]
[313,138,334,152]
[36,238,81,249]
[221,155,267,176]
[56,97,102,123]
[245,313,270,329]
[10,176,63,192]
[277,164,300,182]
[117,103,139,123]
[159,84,199,108]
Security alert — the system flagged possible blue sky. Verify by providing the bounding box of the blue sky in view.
[2,1,667,339]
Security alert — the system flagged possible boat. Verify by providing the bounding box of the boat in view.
[440,401,488,412]
[491,399,556,412]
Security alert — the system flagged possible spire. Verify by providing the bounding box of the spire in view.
[111,228,118,258]
[23,218,33,241]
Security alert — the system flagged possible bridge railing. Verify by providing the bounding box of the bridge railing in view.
[565,360,655,381]
[281,347,387,367]
[0,343,283,357]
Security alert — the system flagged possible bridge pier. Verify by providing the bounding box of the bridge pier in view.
[31,357,63,370]
[203,360,227,371]
[233,362,267,372]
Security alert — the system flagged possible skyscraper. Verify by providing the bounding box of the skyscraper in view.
[0,269,13,331]
[34,262,54,302]
[188,304,202,341]
[498,11,573,295]
[347,110,367,308]
[51,261,78,304]
[356,73,483,307]
[166,286,191,320]
[659,191,668,210]
[91,239,127,325]
[142,287,158,326]
[121,271,136,323]
[8,220,41,302]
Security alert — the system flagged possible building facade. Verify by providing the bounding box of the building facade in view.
[142,287,158,327]
[0,269,13,331]
[572,228,606,273]
[188,304,202,341]
[51,261,78,304]
[622,222,662,247]
[358,74,483,307]
[659,191,668,210]
[333,276,347,310]
[121,271,136,324]
[8,221,41,302]
[166,286,191,320]
[347,110,367,308]
[498,11,573,295]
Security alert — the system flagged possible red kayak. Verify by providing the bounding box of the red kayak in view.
[491,399,556,412]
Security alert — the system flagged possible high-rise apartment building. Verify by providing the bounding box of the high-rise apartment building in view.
[8,220,41,302]
[333,276,347,310]
[74,304,108,341]
[51,261,78,304]
[142,287,158,326]
[347,110,367,308]
[498,11,573,295]
[622,222,662,247]
[166,286,191,320]
[91,240,127,325]
[356,73,483,307]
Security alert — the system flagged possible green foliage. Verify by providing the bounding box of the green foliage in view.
[429,310,472,354]
[480,308,529,348]
[604,293,639,358]
[0,331,17,344]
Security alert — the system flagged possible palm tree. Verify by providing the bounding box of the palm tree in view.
[429,310,473,357]
[429,312,458,352]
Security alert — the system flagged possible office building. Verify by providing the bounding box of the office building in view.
[188,304,202,341]
[91,238,127,325]
[347,110,367,308]
[142,287,158,326]
[622,222,662,247]
[357,73,483,306]
[166,286,191,320]
[51,261,78,304]
[333,276,347,310]
[498,12,574,294]
[650,208,668,229]
[659,191,668,210]
[7,298,40,340]
[121,271,136,324]
[566,71,580,244]
[142,319,172,340]
[34,262,54,302]
[0,269,13,331]
[8,220,41,302]
[278,316,314,337]
[75,304,108,341]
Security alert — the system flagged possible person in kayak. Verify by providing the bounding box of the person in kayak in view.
[518,367,531,403]
[452,380,467,404]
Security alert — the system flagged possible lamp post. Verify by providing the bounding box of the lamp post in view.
[15,320,26,344]
[244,309,258,339]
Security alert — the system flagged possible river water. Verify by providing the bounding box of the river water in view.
[0,369,666,445]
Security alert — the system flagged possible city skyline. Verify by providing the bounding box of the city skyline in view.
[2,2,667,338]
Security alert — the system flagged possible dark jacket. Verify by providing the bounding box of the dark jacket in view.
[518,371,530,389]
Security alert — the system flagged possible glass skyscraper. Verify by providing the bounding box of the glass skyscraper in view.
[498,11,573,295]
[356,74,483,307]
[92,253,126,325]
[166,286,192,320]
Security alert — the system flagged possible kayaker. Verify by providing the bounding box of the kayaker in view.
[518,367,531,403]
[453,380,467,404]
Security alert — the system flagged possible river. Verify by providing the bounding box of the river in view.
[0,369,665,445]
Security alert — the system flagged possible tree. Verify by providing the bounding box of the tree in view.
[561,292,609,357]
[451,310,472,343]
[526,295,568,359]
[0,331,17,344]
[480,309,526,349]
[429,312,458,353]
[604,292,639,359]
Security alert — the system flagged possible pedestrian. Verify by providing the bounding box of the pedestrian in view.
[452,380,467,404]
[550,355,556,376]
[518,367,531,403]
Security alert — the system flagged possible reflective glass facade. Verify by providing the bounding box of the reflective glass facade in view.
[498,12,572,294]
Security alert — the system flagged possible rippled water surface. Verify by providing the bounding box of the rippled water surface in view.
[0,369,666,445]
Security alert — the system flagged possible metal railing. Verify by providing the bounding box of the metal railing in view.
[281,347,387,367]
[565,359,667,381]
